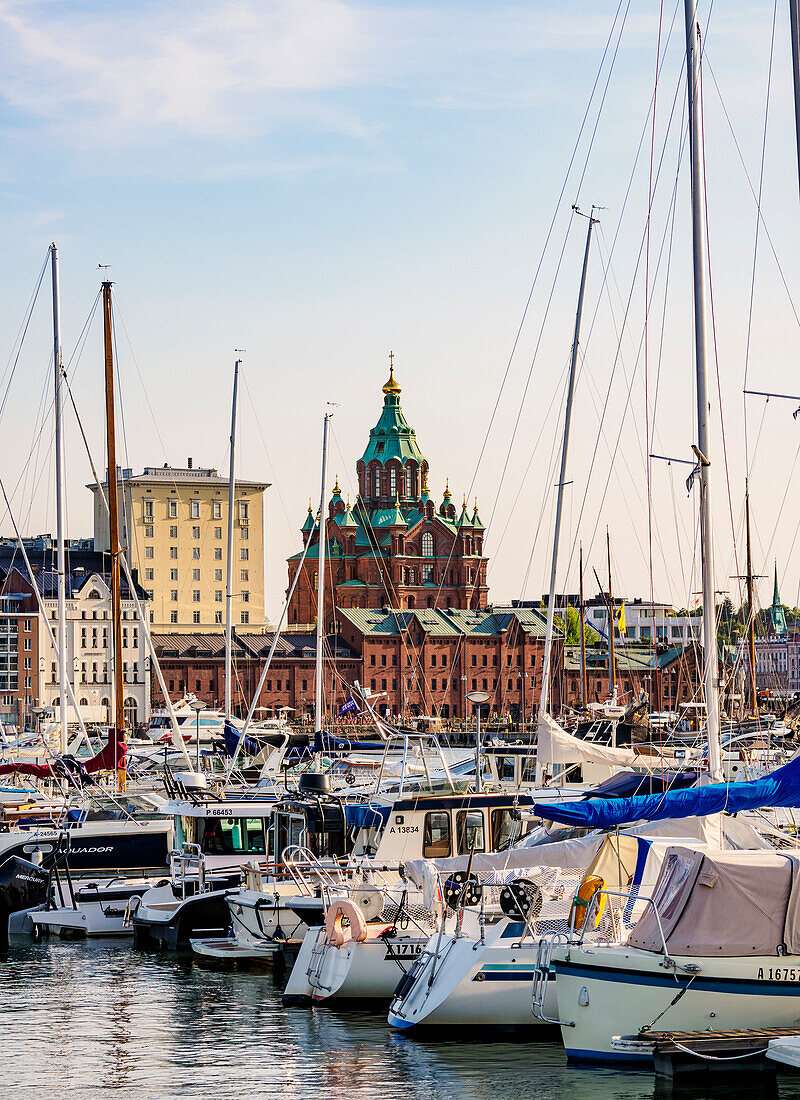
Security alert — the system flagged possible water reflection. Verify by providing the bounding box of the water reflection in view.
[1,941,799,1099]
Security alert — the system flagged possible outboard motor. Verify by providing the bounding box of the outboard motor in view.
[0,856,50,947]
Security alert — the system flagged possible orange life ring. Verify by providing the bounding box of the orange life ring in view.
[568,874,606,932]
[324,898,368,948]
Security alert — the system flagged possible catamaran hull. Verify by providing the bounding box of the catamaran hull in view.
[553,948,800,1063]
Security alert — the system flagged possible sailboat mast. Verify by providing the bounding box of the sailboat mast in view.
[536,211,595,786]
[579,544,587,709]
[315,414,332,739]
[684,0,722,780]
[101,282,125,791]
[51,245,68,753]
[607,529,617,700]
[224,359,240,722]
[745,482,758,717]
[790,0,800,202]
[538,211,596,722]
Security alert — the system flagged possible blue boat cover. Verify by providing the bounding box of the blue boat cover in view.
[344,803,391,829]
[224,719,260,758]
[313,731,386,753]
[535,756,800,828]
[582,769,698,800]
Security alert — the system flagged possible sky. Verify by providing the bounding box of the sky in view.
[1,0,800,623]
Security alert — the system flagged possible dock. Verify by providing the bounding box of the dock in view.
[612,1027,800,1078]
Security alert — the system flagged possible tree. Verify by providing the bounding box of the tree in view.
[562,605,598,646]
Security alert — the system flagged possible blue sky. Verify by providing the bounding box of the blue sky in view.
[1,0,799,621]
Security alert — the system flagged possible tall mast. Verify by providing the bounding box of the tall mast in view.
[536,209,596,784]
[315,414,332,740]
[101,282,125,791]
[684,0,722,780]
[745,482,758,717]
[50,245,68,754]
[607,529,617,700]
[224,359,240,722]
[579,543,587,709]
[790,0,800,202]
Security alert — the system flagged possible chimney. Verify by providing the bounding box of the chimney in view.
[187,457,193,469]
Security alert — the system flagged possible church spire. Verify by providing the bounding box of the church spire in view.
[771,560,787,635]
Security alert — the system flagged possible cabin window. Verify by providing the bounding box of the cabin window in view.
[491,808,520,851]
[423,812,451,858]
[521,757,536,784]
[199,817,267,855]
[456,810,485,854]
[498,756,516,782]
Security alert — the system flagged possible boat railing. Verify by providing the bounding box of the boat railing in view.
[170,842,206,898]
[280,845,348,897]
[576,887,671,961]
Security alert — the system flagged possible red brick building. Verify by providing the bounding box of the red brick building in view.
[288,362,489,628]
[0,570,41,730]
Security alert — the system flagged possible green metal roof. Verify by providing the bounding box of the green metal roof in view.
[359,373,426,468]
[338,605,551,640]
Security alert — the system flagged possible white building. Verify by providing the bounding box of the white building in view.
[38,567,151,728]
[586,598,702,646]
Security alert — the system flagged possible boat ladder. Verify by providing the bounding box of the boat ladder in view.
[305,931,331,993]
[531,932,573,1026]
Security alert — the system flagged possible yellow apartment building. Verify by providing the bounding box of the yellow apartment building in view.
[88,461,269,632]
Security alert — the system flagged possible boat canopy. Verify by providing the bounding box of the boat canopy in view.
[534,756,800,829]
[344,803,390,830]
[629,845,800,957]
[582,769,698,800]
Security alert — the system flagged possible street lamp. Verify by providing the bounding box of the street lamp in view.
[189,700,205,773]
[466,690,491,793]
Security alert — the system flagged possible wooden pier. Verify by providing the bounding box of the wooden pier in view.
[612,1027,800,1078]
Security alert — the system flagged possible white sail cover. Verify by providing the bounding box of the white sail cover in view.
[536,711,639,768]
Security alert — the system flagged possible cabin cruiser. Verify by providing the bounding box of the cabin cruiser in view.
[132,793,277,949]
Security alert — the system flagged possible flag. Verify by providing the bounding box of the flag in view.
[616,602,626,636]
[339,697,359,717]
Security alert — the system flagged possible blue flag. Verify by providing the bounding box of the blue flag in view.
[338,697,359,717]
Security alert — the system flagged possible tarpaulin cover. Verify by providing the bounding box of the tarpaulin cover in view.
[628,846,800,957]
[535,756,800,829]
[344,803,390,830]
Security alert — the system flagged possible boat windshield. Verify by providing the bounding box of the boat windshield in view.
[198,817,268,856]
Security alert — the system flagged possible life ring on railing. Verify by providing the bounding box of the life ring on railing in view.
[325,897,368,948]
[568,874,606,932]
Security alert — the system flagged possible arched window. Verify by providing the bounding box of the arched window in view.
[408,596,416,609]
[422,532,434,558]
[373,467,381,497]
[390,466,397,498]
[404,466,412,498]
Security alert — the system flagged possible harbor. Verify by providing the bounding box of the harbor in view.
[8,0,800,1096]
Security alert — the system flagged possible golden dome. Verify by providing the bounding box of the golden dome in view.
[382,352,401,396]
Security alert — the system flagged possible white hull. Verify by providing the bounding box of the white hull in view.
[553,944,800,1063]
[304,928,425,1003]
[388,921,556,1029]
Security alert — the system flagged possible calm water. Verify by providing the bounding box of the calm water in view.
[3,940,800,1099]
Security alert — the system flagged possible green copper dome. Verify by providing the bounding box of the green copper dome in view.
[360,363,426,468]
